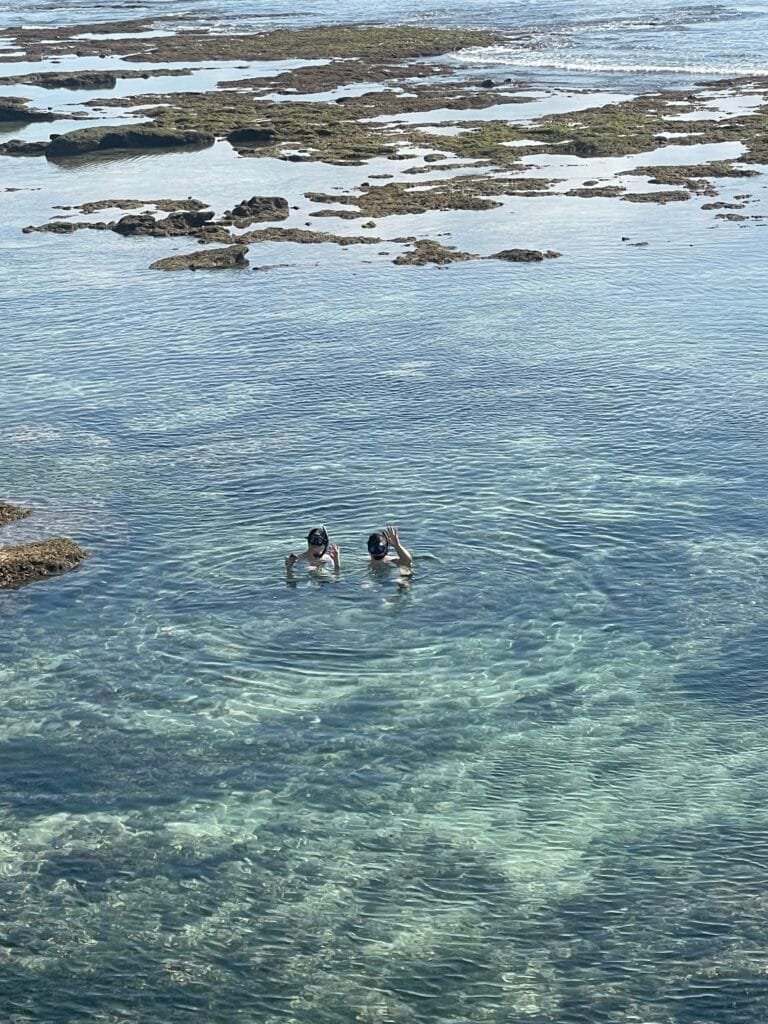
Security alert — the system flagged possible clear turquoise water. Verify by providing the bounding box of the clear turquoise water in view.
[3,1,768,1020]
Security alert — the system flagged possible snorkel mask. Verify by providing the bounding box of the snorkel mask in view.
[367,531,390,560]
[307,526,329,555]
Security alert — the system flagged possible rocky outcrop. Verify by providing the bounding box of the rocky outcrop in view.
[621,190,691,204]
[9,70,119,89]
[0,96,55,121]
[23,220,110,234]
[113,209,214,236]
[393,240,474,265]
[0,503,31,527]
[239,227,381,245]
[491,248,561,262]
[149,244,249,270]
[226,126,278,149]
[220,195,289,225]
[0,537,87,589]
[46,125,214,158]
[0,139,48,156]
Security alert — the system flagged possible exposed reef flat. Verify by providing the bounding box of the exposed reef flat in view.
[1,23,501,64]
[5,19,768,271]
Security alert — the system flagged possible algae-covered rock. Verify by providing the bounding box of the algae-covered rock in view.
[23,220,91,234]
[565,185,625,198]
[9,24,501,64]
[393,240,475,265]
[0,502,31,527]
[46,125,214,157]
[239,227,381,246]
[113,209,214,236]
[0,139,48,156]
[492,248,561,262]
[149,244,249,270]
[221,196,289,225]
[73,197,209,214]
[621,190,691,204]
[0,96,55,122]
[8,70,118,89]
[0,537,87,589]
[226,126,278,148]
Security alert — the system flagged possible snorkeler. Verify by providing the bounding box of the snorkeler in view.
[367,524,413,568]
[285,526,341,572]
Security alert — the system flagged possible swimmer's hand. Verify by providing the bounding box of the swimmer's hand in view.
[328,542,341,570]
[384,524,413,567]
[285,553,298,569]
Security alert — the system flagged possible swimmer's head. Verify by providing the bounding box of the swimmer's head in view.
[307,526,329,557]
[367,531,389,561]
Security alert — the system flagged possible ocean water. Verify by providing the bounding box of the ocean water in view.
[2,1,768,1021]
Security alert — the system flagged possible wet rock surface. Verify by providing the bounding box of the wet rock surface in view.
[491,248,561,261]
[113,209,215,236]
[149,244,249,270]
[220,196,290,225]
[0,504,87,589]
[0,503,31,527]
[46,125,214,158]
[0,95,55,121]
[393,240,475,265]
[0,537,88,589]
[0,139,48,156]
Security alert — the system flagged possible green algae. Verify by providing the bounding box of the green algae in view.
[621,190,692,203]
[5,22,500,64]
[392,239,475,264]
[306,175,558,218]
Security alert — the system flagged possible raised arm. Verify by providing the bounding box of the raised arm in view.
[328,542,342,572]
[384,524,412,567]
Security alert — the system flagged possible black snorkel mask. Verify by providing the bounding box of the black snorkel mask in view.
[307,526,329,555]
[367,532,389,560]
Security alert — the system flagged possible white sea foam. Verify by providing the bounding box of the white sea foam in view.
[454,46,768,77]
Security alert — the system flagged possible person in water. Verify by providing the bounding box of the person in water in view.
[285,526,341,572]
[367,524,413,569]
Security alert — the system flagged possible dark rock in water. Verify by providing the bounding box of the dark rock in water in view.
[0,502,30,527]
[23,220,80,234]
[0,537,87,589]
[0,139,48,157]
[112,209,214,236]
[149,244,249,271]
[393,240,474,265]
[239,227,381,246]
[226,126,277,147]
[0,96,56,122]
[221,195,289,225]
[10,71,118,89]
[46,125,214,158]
[24,220,111,234]
[621,190,690,204]
[701,201,745,210]
[491,248,561,262]
[479,78,496,88]
[566,185,625,198]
